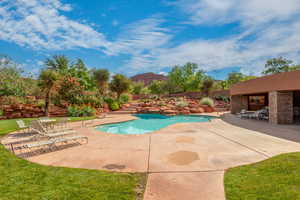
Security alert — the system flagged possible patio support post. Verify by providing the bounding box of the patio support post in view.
[269,91,293,124]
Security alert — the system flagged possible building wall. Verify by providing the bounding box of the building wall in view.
[230,70,300,96]
[231,95,248,114]
[269,91,293,124]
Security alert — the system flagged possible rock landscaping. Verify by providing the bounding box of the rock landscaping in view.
[135,98,218,115]
[0,104,67,119]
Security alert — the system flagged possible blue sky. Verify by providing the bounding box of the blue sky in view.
[1,0,300,79]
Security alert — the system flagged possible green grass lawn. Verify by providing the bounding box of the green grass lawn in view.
[0,116,96,136]
[0,117,146,200]
[225,152,300,200]
[0,145,146,200]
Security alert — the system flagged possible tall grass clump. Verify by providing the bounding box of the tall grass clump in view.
[200,97,214,107]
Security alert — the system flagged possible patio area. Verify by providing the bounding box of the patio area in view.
[2,113,300,200]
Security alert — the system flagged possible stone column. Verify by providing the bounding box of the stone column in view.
[231,95,248,114]
[269,91,293,124]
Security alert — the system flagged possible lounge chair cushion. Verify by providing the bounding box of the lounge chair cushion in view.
[47,130,76,137]
[52,136,87,143]
[26,140,54,148]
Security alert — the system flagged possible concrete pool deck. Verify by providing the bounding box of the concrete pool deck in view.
[3,113,300,200]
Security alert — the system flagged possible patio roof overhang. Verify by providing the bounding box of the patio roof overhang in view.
[230,70,300,96]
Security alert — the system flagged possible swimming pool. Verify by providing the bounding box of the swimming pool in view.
[95,114,215,135]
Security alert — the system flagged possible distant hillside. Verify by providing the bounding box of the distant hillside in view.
[131,72,168,86]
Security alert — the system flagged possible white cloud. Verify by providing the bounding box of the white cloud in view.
[37,60,43,66]
[1,0,300,76]
[105,17,172,56]
[0,0,109,50]
[172,0,300,26]
[118,0,300,75]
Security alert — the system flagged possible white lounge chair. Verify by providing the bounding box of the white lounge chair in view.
[30,120,75,138]
[56,117,70,129]
[16,120,30,133]
[19,135,88,156]
[13,120,88,156]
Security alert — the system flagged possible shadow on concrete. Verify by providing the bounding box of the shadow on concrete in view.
[220,113,300,143]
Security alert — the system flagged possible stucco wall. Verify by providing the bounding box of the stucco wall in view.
[231,95,248,114]
[230,70,300,96]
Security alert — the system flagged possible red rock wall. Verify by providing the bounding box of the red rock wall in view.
[0,104,67,120]
[132,90,229,100]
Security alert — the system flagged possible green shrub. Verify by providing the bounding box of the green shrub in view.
[109,102,120,111]
[67,106,82,117]
[82,95,103,108]
[81,106,96,116]
[119,93,131,105]
[37,100,45,108]
[214,95,230,103]
[104,97,114,105]
[67,105,96,117]
[175,100,188,108]
[200,97,214,107]
[0,96,26,105]
[158,101,166,106]
[0,109,4,116]
[51,95,63,107]
[140,87,150,95]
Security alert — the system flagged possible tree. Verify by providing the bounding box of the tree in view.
[57,76,85,104]
[109,74,131,98]
[243,75,257,81]
[70,59,95,91]
[224,72,257,88]
[167,62,206,92]
[131,81,145,95]
[289,65,300,71]
[262,57,299,75]
[45,55,70,74]
[201,77,214,97]
[219,80,229,90]
[148,80,165,96]
[227,72,244,87]
[39,70,60,116]
[0,55,26,97]
[93,69,110,95]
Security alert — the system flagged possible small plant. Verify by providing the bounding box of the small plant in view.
[158,101,166,106]
[67,105,96,117]
[37,100,45,108]
[119,93,131,105]
[82,95,103,108]
[175,100,188,108]
[1,96,26,105]
[104,97,114,105]
[67,105,81,117]
[214,95,230,103]
[81,106,96,116]
[0,109,4,116]
[200,97,214,107]
[109,101,120,111]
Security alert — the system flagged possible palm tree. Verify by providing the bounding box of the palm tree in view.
[93,69,110,95]
[39,69,60,116]
[45,55,70,74]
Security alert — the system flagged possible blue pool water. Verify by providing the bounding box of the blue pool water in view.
[95,114,215,135]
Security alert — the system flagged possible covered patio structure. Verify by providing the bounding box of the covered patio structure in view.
[230,70,300,124]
